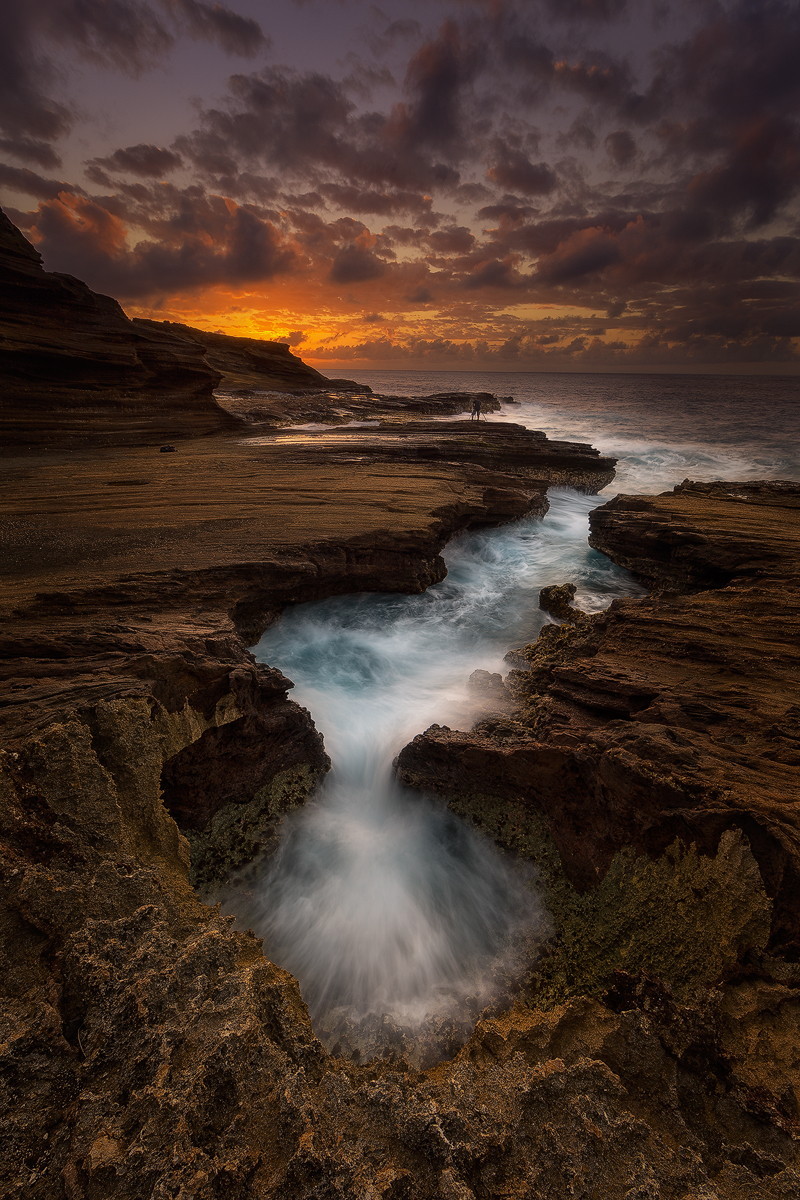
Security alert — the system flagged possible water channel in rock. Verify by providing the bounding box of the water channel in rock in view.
[221,373,800,1060]
[222,488,641,1059]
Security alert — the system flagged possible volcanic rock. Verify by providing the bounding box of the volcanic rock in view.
[213,387,504,427]
[0,210,236,445]
[133,319,337,393]
[0,415,611,888]
[0,209,363,446]
[539,582,582,620]
[397,480,800,955]
[3,455,800,1195]
[265,420,616,494]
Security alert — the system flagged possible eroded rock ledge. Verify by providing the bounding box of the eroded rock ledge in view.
[392,479,800,1194]
[0,209,357,446]
[397,480,800,944]
[3,471,800,1197]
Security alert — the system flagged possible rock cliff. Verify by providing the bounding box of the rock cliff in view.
[0,211,356,446]
[397,480,800,952]
[0,210,237,445]
[266,420,615,493]
[132,319,335,394]
[2,470,800,1196]
[2,417,611,891]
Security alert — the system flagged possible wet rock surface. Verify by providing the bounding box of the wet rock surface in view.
[393,479,800,1193]
[398,481,800,942]
[266,420,616,494]
[1,484,797,1195]
[216,387,504,427]
[538,581,583,620]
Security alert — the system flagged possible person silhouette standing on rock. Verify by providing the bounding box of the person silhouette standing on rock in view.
[470,397,483,421]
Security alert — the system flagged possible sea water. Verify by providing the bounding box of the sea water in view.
[222,371,800,1057]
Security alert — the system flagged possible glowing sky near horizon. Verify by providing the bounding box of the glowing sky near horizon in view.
[1,0,799,371]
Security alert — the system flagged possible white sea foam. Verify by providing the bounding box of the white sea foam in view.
[222,371,798,1058]
[221,488,642,1057]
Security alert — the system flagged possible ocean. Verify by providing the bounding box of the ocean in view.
[342,369,800,494]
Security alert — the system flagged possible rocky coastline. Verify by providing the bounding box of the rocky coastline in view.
[1,206,799,1197]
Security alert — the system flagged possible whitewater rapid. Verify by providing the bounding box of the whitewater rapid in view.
[221,375,800,1057]
[221,488,641,1054]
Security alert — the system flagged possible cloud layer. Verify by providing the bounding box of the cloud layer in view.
[4,0,799,369]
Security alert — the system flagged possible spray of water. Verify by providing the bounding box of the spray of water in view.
[218,374,800,1059]
[220,491,642,1060]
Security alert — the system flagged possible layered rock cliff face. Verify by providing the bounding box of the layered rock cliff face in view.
[132,319,334,394]
[267,420,616,493]
[398,481,800,950]
[0,211,353,446]
[0,209,514,444]
[0,211,238,445]
[394,479,800,1193]
[2,417,606,893]
[213,390,501,427]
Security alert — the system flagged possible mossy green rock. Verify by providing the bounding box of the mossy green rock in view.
[449,791,771,1006]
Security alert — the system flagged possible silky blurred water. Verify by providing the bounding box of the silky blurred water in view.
[223,370,798,1056]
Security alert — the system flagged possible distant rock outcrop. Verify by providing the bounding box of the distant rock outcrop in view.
[132,319,338,393]
[0,210,237,445]
[0,210,353,445]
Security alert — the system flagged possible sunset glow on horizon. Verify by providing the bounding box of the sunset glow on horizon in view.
[3,0,799,373]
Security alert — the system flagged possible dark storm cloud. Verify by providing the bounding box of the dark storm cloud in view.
[0,0,266,163]
[644,3,800,230]
[395,20,485,153]
[89,144,185,179]
[500,33,555,89]
[11,0,800,368]
[427,226,475,254]
[170,0,266,56]
[536,227,621,284]
[0,165,76,200]
[0,3,73,147]
[688,115,800,229]
[0,137,62,171]
[477,203,535,227]
[545,0,628,19]
[31,193,293,299]
[659,0,800,134]
[558,119,597,152]
[329,244,386,284]
[176,68,354,175]
[40,0,266,71]
[499,27,648,122]
[553,54,634,107]
[319,183,433,217]
[463,257,521,288]
[605,130,636,167]
[178,63,462,197]
[487,141,558,195]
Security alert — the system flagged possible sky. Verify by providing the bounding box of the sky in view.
[2,0,799,373]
